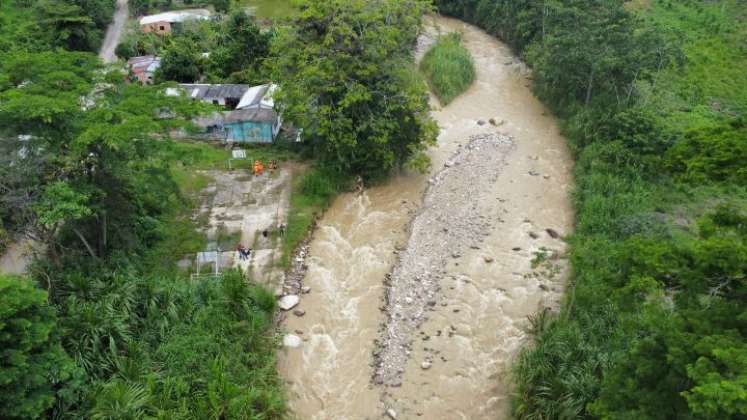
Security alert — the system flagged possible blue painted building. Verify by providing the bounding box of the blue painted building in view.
[223,109,280,143]
[175,83,284,143]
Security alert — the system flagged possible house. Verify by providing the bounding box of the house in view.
[191,108,280,143]
[139,9,211,35]
[236,83,277,110]
[126,55,161,84]
[169,83,283,143]
[223,108,281,143]
[177,84,251,110]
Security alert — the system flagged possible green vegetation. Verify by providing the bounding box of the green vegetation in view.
[273,0,437,180]
[282,167,350,266]
[436,0,747,418]
[118,10,273,85]
[0,21,286,415]
[240,0,297,20]
[420,33,475,105]
[0,0,115,53]
[0,275,74,419]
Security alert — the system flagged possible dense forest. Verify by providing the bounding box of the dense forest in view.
[0,0,435,418]
[434,0,747,418]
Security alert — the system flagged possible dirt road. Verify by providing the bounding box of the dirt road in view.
[99,0,129,64]
[280,15,574,419]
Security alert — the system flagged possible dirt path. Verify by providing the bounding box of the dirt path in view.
[0,238,36,276]
[188,167,293,292]
[280,15,574,419]
[99,0,129,64]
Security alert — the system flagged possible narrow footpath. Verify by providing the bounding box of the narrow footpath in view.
[99,0,129,64]
[279,15,574,419]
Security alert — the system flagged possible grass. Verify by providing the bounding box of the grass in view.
[639,0,747,133]
[420,33,476,105]
[280,167,350,267]
[238,0,298,20]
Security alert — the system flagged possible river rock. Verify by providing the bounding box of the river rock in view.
[278,295,300,311]
[301,286,311,294]
[386,408,398,419]
[293,309,306,317]
[477,119,487,126]
[421,361,432,370]
[546,228,560,239]
[283,334,302,348]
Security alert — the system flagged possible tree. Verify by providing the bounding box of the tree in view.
[36,0,99,51]
[156,36,204,83]
[0,50,202,277]
[273,0,437,179]
[208,10,271,83]
[0,275,76,419]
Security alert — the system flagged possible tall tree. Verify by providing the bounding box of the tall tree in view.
[0,51,201,277]
[208,10,272,84]
[273,0,437,179]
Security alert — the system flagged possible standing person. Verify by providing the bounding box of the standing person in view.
[236,244,247,261]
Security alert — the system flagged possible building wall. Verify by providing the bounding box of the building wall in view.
[132,70,155,85]
[225,121,275,143]
[142,21,171,35]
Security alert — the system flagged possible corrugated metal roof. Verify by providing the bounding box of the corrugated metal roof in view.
[127,55,161,72]
[139,9,211,25]
[236,83,277,110]
[224,108,277,123]
[191,109,278,129]
[178,84,250,101]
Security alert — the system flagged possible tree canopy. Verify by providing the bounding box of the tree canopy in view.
[273,0,437,179]
[0,275,75,419]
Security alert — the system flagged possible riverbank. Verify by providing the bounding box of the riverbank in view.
[279,15,574,419]
[435,1,747,418]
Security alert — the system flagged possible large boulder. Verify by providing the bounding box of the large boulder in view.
[278,295,300,311]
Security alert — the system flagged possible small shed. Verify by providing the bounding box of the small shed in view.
[127,55,161,84]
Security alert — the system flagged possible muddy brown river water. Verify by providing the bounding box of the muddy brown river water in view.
[279,16,574,420]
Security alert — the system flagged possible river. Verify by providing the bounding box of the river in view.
[279,15,574,420]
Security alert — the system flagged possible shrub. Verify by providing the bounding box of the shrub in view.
[0,275,76,419]
[420,33,476,105]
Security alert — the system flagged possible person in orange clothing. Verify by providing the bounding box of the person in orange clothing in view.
[253,160,264,176]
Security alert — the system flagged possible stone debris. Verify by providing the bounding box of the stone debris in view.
[283,334,302,348]
[278,295,300,311]
[373,133,515,387]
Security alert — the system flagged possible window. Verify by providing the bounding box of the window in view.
[159,25,165,31]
